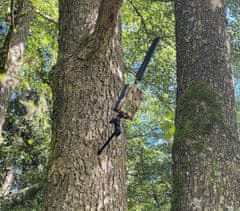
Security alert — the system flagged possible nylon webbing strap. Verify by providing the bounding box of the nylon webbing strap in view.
[135,37,160,83]
[98,37,160,155]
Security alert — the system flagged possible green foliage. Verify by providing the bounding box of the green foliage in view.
[0,0,240,210]
[126,93,174,210]
[1,190,42,211]
[0,0,57,209]
[32,0,58,21]
[121,1,175,210]
[0,89,52,210]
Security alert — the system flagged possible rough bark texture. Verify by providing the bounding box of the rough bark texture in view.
[0,0,33,144]
[172,0,240,210]
[43,0,127,210]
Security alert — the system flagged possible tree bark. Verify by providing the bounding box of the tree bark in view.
[172,0,240,210]
[0,165,14,198]
[0,0,33,144]
[43,0,127,210]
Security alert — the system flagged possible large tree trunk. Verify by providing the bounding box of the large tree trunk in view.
[43,0,127,210]
[172,0,240,210]
[0,0,33,144]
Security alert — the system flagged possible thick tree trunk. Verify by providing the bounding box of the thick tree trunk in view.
[0,0,33,144]
[172,0,240,211]
[43,0,127,210]
[172,0,240,210]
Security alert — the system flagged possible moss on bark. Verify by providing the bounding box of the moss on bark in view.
[174,82,226,153]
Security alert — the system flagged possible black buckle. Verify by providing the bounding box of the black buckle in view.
[97,114,122,155]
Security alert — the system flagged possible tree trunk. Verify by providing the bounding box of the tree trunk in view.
[0,165,14,198]
[0,0,33,144]
[43,0,127,210]
[172,0,240,210]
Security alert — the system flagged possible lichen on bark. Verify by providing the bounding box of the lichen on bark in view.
[174,82,226,153]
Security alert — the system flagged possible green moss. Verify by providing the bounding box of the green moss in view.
[172,83,227,209]
[174,82,226,153]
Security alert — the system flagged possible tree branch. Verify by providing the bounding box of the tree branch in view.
[34,9,58,25]
[94,0,121,53]
[1,183,41,209]
[127,0,151,35]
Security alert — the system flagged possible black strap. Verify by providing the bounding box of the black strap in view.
[135,37,160,83]
[98,115,122,155]
[98,37,160,155]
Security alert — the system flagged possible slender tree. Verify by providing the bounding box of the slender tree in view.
[0,0,55,199]
[43,0,127,210]
[172,0,240,210]
[0,0,33,144]
[0,0,34,199]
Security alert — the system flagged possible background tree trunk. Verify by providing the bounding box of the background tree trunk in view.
[0,0,33,200]
[0,165,14,198]
[0,0,33,144]
[43,0,127,210]
[172,0,240,210]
